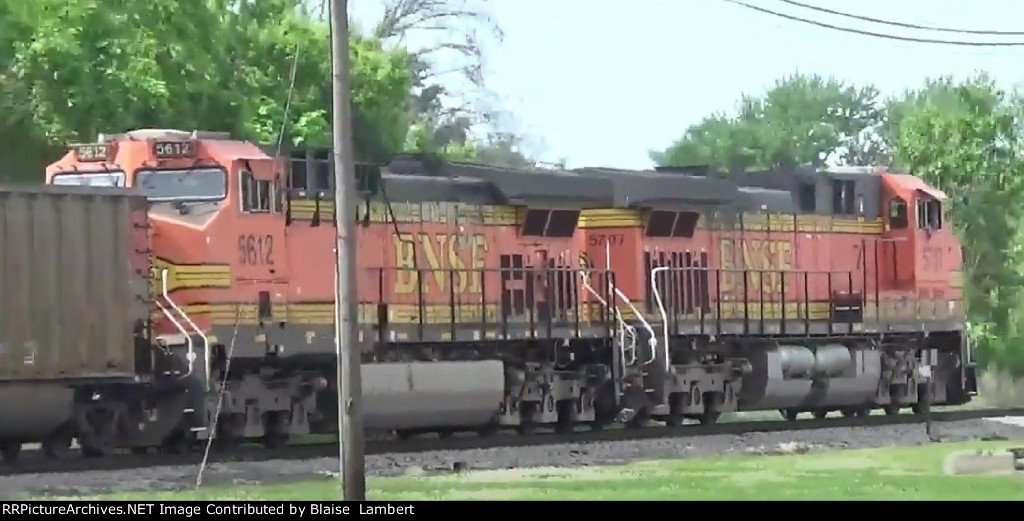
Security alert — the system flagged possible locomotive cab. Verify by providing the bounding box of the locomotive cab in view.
[45,128,293,377]
[46,140,126,187]
[880,173,962,321]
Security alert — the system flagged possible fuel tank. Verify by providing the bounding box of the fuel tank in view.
[740,344,880,410]
[361,360,505,430]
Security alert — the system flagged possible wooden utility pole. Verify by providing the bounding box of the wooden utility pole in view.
[329,0,366,501]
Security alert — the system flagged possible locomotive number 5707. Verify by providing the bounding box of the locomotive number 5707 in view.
[238,234,274,265]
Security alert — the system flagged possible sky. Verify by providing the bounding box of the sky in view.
[349,0,1024,169]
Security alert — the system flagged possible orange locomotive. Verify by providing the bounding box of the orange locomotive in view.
[27,128,974,453]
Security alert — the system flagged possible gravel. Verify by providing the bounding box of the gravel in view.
[4,418,1024,499]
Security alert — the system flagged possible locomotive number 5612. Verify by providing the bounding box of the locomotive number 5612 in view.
[238,234,274,265]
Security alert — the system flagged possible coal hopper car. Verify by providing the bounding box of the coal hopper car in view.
[0,184,155,460]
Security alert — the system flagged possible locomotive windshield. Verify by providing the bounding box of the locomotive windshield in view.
[51,171,126,187]
[135,168,227,202]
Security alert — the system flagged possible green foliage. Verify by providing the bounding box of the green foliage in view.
[403,120,536,166]
[0,0,415,181]
[652,74,882,172]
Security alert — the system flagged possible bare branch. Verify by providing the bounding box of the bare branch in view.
[375,0,538,155]
[375,0,502,88]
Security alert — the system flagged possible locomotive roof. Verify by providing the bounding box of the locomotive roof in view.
[378,173,505,205]
[737,187,798,213]
[571,167,740,209]
[383,156,744,210]
[382,156,745,208]
[385,155,614,206]
[279,149,888,213]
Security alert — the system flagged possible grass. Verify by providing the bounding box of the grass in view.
[47,439,1024,501]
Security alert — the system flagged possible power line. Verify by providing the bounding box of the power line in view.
[777,0,1024,36]
[721,0,1024,46]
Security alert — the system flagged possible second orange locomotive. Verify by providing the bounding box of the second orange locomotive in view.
[30,128,975,452]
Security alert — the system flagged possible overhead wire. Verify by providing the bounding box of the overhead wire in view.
[775,0,1024,36]
[275,41,303,158]
[721,0,1024,46]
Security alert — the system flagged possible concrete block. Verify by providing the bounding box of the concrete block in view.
[942,450,1018,476]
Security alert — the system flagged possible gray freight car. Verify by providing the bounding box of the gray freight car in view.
[0,184,153,460]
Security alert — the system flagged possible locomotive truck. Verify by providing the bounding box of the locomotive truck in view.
[0,128,978,460]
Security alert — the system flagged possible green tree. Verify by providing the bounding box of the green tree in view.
[0,0,415,182]
[652,73,882,172]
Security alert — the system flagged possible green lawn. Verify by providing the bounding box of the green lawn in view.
[50,440,1024,501]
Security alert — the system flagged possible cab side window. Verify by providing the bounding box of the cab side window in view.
[240,170,273,214]
[889,198,908,229]
[916,198,942,230]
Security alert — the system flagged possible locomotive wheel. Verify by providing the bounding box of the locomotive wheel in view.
[78,406,120,458]
[0,442,21,463]
[589,388,617,432]
[665,393,685,428]
[699,410,720,425]
[213,437,241,452]
[515,421,537,435]
[516,402,538,435]
[213,413,245,451]
[161,428,194,455]
[627,408,650,429]
[476,422,499,437]
[41,425,74,459]
[813,410,828,420]
[262,411,290,450]
[912,383,931,415]
[554,399,576,434]
[263,433,288,450]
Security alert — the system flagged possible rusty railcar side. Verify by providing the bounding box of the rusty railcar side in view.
[0,185,151,382]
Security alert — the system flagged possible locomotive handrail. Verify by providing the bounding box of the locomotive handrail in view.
[713,268,860,274]
[650,265,671,375]
[578,269,637,366]
[647,264,863,337]
[610,285,657,366]
[161,269,211,388]
[154,299,192,377]
[601,241,657,366]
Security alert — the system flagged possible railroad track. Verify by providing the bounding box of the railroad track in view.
[3,407,1023,477]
